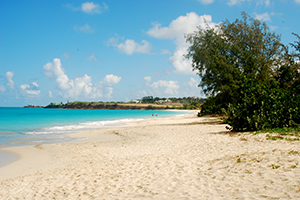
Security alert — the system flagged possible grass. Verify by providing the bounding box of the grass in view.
[271,164,280,169]
[254,127,300,141]
[288,150,299,154]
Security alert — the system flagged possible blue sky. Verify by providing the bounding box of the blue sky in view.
[1,0,299,106]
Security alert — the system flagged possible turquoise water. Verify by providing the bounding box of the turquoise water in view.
[0,107,187,148]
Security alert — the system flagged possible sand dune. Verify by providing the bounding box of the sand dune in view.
[0,114,299,199]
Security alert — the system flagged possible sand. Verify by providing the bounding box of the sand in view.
[0,113,299,199]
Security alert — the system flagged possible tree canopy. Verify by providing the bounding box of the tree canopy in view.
[186,12,300,131]
[186,12,282,98]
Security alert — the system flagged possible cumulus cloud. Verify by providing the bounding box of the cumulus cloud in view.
[108,36,151,55]
[101,74,122,86]
[254,12,271,21]
[147,12,217,74]
[43,58,121,99]
[81,2,108,14]
[66,2,108,14]
[188,77,198,87]
[5,71,15,89]
[144,76,151,82]
[0,85,5,92]
[144,76,152,86]
[48,91,53,98]
[141,76,180,96]
[198,0,214,4]
[150,80,180,95]
[74,24,95,34]
[44,58,71,91]
[20,82,41,97]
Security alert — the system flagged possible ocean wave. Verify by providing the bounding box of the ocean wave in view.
[25,118,145,135]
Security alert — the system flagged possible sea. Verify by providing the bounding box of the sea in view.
[0,107,189,149]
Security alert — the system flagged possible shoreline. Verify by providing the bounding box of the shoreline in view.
[0,109,193,150]
[0,111,197,176]
[1,112,299,199]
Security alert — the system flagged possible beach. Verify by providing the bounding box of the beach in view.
[0,113,299,199]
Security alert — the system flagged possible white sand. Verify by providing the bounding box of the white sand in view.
[0,113,299,199]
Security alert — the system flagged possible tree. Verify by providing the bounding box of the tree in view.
[186,12,283,115]
[141,96,154,103]
[186,12,300,131]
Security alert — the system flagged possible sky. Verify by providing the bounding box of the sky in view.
[0,0,300,106]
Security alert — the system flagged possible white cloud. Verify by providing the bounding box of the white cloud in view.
[81,2,108,14]
[5,71,15,89]
[161,49,171,55]
[148,12,217,74]
[74,24,95,34]
[198,0,214,4]
[141,76,180,96]
[101,74,122,86]
[144,76,152,86]
[43,58,121,99]
[44,58,71,91]
[228,0,247,6]
[48,91,53,98]
[150,80,180,95]
[144,76,151,82]
[108,37,151,55]
[32,82,39,87]
[254,12,271,21]
[188,77,198,87]
[66,2,108,14]
[65,4,80,11]
[20,83,41,97]
[228,0,272,6]
[0,85,6,92]
[20,83,30,90]
[167,47,193,74]
[295,0,300,3]
[88,53,98,61]
[257,0,271,6]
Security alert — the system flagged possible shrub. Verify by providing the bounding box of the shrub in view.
[223,77,300,131]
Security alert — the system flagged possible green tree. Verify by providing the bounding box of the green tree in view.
[186,12,283,115]
[141,96,154,103]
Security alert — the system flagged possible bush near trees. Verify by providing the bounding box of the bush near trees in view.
[186,12,300,131]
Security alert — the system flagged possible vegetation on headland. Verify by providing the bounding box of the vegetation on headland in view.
[44,96,203,110]
[186,12,300,132]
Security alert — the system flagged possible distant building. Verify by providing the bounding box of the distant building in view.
[130,100,140,104]
[155,99,172,104]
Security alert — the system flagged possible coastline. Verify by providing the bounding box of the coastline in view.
[0,108,190,149]
[1,112,300,199]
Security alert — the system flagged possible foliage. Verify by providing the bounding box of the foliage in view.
[141,96,154,103]
[223,76,300,131]
[186,12,283,116]
[186,12,300,131]
[147,105,154,109]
